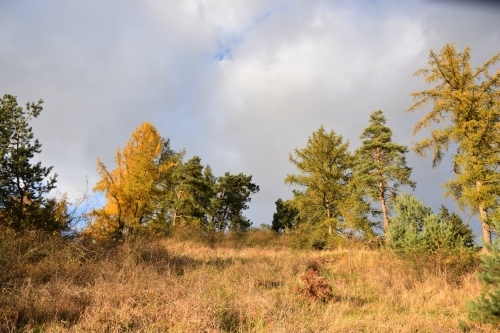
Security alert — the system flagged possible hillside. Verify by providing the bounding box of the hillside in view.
[0,228,493,332]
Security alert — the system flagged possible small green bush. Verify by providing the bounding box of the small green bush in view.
[387,194,475,254]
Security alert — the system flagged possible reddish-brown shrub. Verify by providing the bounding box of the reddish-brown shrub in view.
[296,268,333,302]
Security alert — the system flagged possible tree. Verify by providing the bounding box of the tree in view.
[88,122,177,239]
[0,94,59,230]
[168,156,215,228]
[208,172,260,231]
[285,126,355,236]
[354,110,416,237]
[387,194,470,254]
[467,216,500,326]
[271,198,300,233]
[408,44,500,244]
[438,205,475,249]
[146,138,184,232]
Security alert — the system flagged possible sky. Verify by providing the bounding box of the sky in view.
[1,0,499,235]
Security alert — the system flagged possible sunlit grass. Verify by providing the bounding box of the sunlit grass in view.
[0,228,495,332]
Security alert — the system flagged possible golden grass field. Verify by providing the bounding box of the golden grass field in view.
[0,228,496,332]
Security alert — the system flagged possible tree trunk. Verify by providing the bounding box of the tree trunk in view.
[380,187,389,236]
[327,206,332,235]
[479,202,491,245]
[476,181,491,245]
[376,148,389,237]
[172,207,178,227]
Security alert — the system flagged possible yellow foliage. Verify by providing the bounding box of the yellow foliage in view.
[86,122,175,240]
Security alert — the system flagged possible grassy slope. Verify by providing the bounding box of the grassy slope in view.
[0,229,495,332]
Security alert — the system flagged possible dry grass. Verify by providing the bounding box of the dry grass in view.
[0,228,496,332]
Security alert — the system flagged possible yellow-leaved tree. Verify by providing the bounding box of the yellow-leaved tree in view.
[86,122,178,240]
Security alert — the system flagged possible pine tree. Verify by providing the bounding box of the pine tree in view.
[271,198,300,233]
[387,194,468,254]
[467,217,500,326]
[209,172,259,231]
[0,94,58,230]
[144,138,183,233]
[408,44,500,244]
[169,156,214,228]
[438,205,475,249]
[354,110,416,237]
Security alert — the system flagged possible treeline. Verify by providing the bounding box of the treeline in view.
[0,43,498,248]
[272,112,475,253]
[272,43,500,254]
[0,43,499,250]
[85,121,259,240]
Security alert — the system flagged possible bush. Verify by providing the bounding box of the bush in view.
[387,194,475,254]
[295,268,334,302]
[289,220,344,250]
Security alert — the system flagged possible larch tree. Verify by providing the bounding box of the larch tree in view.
[89,122,176,239]
[354,110,416,237]
[408,44,500,244]
[285,126,353,235]
[0,94,59,231]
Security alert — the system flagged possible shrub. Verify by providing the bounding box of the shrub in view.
[387,194,474,254]
[289,220,344,250]
[295,268,333,302]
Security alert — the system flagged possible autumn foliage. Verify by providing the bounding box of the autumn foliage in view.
[85,122,259,240]
[86,122,178,239]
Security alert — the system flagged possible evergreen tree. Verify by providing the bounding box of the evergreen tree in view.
[0,94,58,230]
[354,110,416,236]
[146,138,184,232]
[271,198,300,233]
[467,216,500,326]
[209,172,259,231]
[408,44,500,244]
[387,194,468,254]
[169,156,214,227]
[438,205,476,249]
